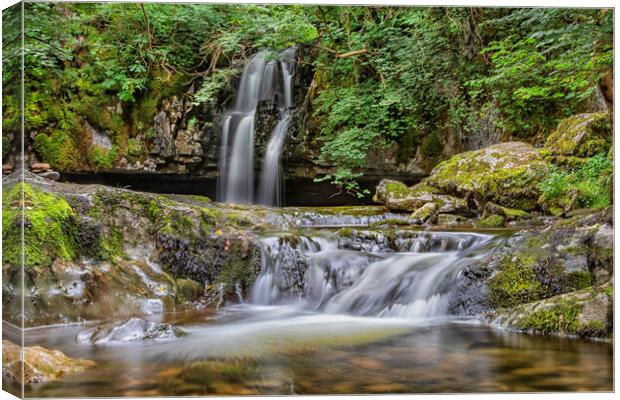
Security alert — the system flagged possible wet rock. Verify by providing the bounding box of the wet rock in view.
[436,213,465,226]
[76,318,185,344]
[410,202,438,223]
[2,339,95,384]
[545,113,611,157]
[492,283,612,338]
[483,202,530,222]
[588,223,614,284]
[476,214,505,228]
[424,142,550,211]
[450,208,612,316]
[37,170,60,181]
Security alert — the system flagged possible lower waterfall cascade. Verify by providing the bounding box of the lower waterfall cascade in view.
[248,230,497,319]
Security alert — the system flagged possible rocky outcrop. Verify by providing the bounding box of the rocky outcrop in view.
[2,340,95,384]
[1,171,270,326]
[424,142,550,211]
[373,179,472,221]
[76,318,185,343]
[373,142,551,222]
[492,283,612,338]
[449,208,613,338]
[545,113,611,157]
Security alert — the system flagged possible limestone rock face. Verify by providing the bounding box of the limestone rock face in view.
[424,142,550,211]
[150,96,205,168]
[2,340,95,384]
[545,113,611,157]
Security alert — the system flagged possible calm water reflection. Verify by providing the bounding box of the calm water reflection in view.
[14,306,613,397]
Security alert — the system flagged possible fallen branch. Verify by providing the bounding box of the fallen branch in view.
[335,49,368,58]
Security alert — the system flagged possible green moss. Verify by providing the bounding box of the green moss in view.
[126,138,144,160]
[99,227,124,261]
[187,195,212,204]
[2,183,78,269]
[565,271,592,291]
[2,136,9,160]
[476,214,505,228]
[545,113,611,157]
[215,242,255,298]
[33,130,79,170]
[175,278,204,302]
[89,145,118,170]
[489,254,543,308]
[385,181,410,199]
[517,299,581,334]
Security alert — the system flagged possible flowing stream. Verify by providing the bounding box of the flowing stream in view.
[14,221,612,396]
[218,48,296,205]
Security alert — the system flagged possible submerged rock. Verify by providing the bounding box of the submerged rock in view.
[2,340,95,384]
[424,142,550,211]
[76,318,185,344]
[545,113,611,157]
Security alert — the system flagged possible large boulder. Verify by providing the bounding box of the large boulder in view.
[545,113,611,157]
[2,340,95,384]
[424,142,550,211]
[373,179,471,216]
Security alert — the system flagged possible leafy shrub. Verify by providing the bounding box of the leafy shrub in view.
[539,153,612,211]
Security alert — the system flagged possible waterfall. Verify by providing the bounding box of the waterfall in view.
[249,231,495,319]
[218,48,296,205]
[256,48,296,206]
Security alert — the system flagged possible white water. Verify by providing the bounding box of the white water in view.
[218,48,296,205]
[249,231,494,320]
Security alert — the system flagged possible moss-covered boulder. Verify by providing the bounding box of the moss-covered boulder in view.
[493,283,612,339]
[424,142,550,211]
[2,340,95,384]
[545,113,611,157]
[373,179,470,215]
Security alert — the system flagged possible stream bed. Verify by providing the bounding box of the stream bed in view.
[10,224,614,396]
[18,307,613,396]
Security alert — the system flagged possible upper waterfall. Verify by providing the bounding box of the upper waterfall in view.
[217,48,296,205]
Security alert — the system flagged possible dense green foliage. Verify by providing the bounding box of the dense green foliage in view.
[539,153,613,212]
[4,4,613,197]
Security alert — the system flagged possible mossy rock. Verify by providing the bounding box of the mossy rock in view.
[2,340,95,384]
[2,182,79,270]
[373,179,470,215]
[476,214,505,228]
[494,283,612,338]
[545,113,611,157]
[424,142,550,211]
[175,278,204,302]
[483,202,530,221]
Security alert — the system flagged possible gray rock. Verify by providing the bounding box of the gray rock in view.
[37,171,60,181]
[76,318,185,344]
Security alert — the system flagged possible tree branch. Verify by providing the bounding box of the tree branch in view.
[335,49,368,58]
